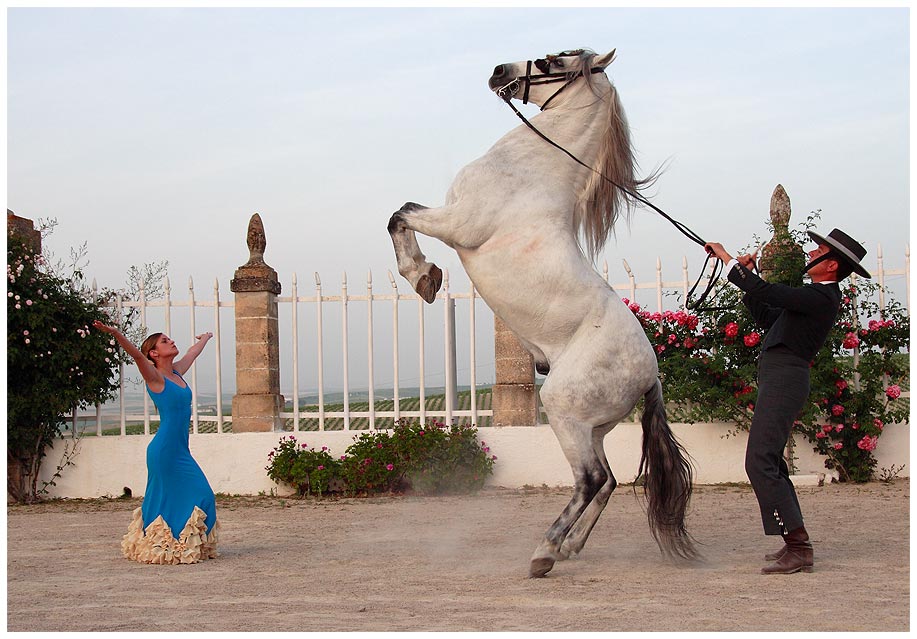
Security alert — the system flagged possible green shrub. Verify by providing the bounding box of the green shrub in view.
[7,231,127,502]
[265,420,496,498]
[265,435,343,497]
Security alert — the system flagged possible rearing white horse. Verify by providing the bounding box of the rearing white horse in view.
[388,48,697,577]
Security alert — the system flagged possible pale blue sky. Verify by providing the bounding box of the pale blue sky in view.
[9,7,909,293]
[7,7,911,396]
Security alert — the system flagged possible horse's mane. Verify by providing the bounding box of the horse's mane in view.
[571,51,659,259]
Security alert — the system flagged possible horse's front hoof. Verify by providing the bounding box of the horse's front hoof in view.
[416,264,443,304]
[529,557,555,578]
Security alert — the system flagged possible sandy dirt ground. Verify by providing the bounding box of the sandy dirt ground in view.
[7,480,909,632]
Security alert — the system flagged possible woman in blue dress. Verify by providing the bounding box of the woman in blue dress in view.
[93,321,219,564]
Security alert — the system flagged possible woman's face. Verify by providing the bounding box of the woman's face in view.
[150,334,179,360]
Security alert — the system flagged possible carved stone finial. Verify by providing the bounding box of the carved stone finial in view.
[246,213,267,266]
[769,184,791,232]
[231,212,281,294]
[760,184,805,281]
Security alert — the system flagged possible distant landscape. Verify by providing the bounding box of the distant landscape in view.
[72,385,505,434]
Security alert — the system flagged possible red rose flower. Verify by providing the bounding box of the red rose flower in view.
[743,332,761,347]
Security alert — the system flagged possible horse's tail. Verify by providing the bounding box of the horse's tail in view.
[636,378,698,560]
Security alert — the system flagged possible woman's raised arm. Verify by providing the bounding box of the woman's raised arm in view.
[92,321,163,387]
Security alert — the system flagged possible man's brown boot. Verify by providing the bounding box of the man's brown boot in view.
[761,526,813,574]
[764,544,788,561]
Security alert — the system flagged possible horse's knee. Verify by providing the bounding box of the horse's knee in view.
[576,464,608,503]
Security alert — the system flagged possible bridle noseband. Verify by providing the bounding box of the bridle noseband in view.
[496,51,604,111]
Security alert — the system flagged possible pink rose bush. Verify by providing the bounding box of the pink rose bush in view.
[621,254,909,483]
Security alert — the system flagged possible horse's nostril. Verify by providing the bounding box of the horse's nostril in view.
[493,64,504,77]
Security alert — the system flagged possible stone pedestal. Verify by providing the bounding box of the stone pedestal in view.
[230,213,284,432]
[492,316,538,426]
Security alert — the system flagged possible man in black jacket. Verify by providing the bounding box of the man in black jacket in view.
[705,228,870,574]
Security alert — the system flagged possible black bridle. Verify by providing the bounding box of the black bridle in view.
[496,53,722,310]
[496,50,606,110]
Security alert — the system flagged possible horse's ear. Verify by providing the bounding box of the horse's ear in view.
[594,49,617,69]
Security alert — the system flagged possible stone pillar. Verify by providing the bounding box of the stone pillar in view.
[230,213,284,432]
[7,210,41,252]
[492,316,538,426]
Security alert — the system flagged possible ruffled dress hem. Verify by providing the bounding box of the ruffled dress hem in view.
[122,506,219,565]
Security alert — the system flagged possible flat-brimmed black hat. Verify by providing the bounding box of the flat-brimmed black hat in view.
[807,228,871,279]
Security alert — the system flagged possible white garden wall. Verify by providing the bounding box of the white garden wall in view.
[38,422,909,499]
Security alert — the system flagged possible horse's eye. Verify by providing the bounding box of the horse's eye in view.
[554,59,565,68]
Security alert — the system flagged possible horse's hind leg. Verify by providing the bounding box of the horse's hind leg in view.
[387,202,443,303]
[529,416,609,578]
[559,424,617,559]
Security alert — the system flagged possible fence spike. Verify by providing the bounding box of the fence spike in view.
[214,278,219,292]
[292,272,297,286]
[387,270,397,288]
[622,259,632,275]
[314,272,321,286]
[342,271,347,286]
[188,275,194,290]
[367,269,372,286]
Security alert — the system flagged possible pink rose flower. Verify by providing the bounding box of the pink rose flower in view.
[656,345,666,353]
[831,404,845,416]
[317,465,325,471]
[833,442,843,450]
[857,435,879,451]
[835,379,848,391]
[386,463,394,471]
[834,424,844,433]
[885,385,902,399]
[816,431,827,439]
[842,332,860,349]
[724,322,739,338]
[822,424,834,433]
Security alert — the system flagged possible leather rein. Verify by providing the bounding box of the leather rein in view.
[496,57,722,311]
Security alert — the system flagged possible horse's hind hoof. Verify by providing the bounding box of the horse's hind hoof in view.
[416,264,443,304]
[529,557,555,578]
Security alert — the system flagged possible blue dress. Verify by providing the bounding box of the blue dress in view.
[122,372,219,564]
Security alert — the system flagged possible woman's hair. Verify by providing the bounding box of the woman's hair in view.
[140,333,163,364]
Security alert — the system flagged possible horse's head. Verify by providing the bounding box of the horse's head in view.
[488,48,616,110]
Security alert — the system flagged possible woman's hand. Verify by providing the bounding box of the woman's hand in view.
[195,332,214,342]
[92,320,117,334]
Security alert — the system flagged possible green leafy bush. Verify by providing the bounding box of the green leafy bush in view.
[265,436,343,497]
[7,231,127,502]
[265,420,496,498]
